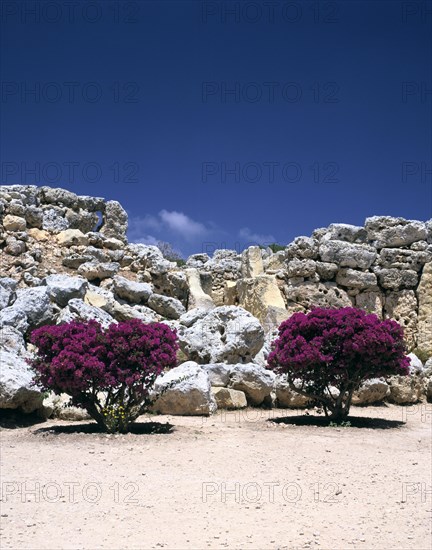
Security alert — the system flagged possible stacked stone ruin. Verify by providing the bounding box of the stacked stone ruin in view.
[1,185,431,418]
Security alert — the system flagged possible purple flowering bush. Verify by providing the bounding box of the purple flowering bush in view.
[267,307,410,422]
[30,319,178,433]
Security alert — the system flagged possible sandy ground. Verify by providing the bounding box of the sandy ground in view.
[0,403,431,550]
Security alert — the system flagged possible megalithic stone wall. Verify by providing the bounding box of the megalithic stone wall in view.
[1,185,431,357]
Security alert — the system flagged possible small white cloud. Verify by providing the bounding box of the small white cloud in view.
[238,227,276,246]
[133,234,159,246]
[159,209,208,241]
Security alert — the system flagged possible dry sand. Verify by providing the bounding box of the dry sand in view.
[1,403,431,550]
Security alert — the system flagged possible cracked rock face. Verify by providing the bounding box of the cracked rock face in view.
[178,306,265,364]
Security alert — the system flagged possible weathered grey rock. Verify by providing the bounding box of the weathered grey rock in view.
[378,248,431,271]
[78,262,120,281]
[65,208,99,234]
[365,216,427,248]
[57,298,115,328]
[241,246,264,278]
[315,261,338,280]
[355,291,384,316]
[0,351,43,413]
[201,363,232,386]
[228,363,275,406]
[44,274,88,307]
[286,236,318,260]
[264,251,286,273]
[352,378,390,405]
[148,293,186,320]
[319,241,377,269]
[113,275,153,304]
[0,307,29,333]
[179,307,209,327]
[186,253,210,268]
[4,236,26,256]
[178,306,264,364]
[322,223,367,243]
[211,387,247,409]
[0,277,17,309]
[24,205,43,228]
[152,361,217,415]
[0,326,26,356]
[336,268,377,290]
[287,259,316,278]
[13,287,54,328]
[416,262,432,357]
[40,186,78,208]
[375,268,418,290]
[62,253,94,269]
[100,200,128,242]
[84,287,159,323]
[275,377,310,408]
[42,207,69,232]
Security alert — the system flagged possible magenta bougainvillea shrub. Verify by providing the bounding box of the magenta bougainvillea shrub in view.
[267,307,410,421]
[30,319,178,433]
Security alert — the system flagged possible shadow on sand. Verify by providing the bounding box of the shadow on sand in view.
[0,409,46,429]
[33,420,174,436]
[269,414,405,430]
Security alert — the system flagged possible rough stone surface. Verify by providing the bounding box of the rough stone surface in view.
[237,275,286,327]
[44,274,88,307]
[200,363,232,387]
[148,293,186,320]
[319,241,377,269]
[275,377,310,408]
[228,363,275,406]
[78,262,120,281]
[211,387,247,409]
[178,306,264,364]
[416,262,432,357]
[352,378,390,405]
[241,246,264,278]
[113,275,152,304]
[0,351,43,413]
[387,375,423,404]
[152,361,217,415]
[57,298,115,328]
[185,268,214,311]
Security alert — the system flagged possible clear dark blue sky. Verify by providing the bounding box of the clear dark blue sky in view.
[1,0,431,256]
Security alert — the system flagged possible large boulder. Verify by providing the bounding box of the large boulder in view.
[57,298,115,328]
[152,361,217,415]
[236,275,286,327]
[274,377,310,408]
[200,363,232,386]
[387,375,423,404]
[319,241,377,269]
[44,274,88,307]
[284,282,352,311]
[0,351,43,413]
[147,293,186,320]
[352,378,390,405]
[78,262,120,281]
[228,363,275,406]
[100,200,128,242]
[365,216,427,248]
[384,290,418,350]
[335,268,377,290]
[178,306,264,364]
[211,387,247,410]
[12,287,54,330]
[113,275,153,304]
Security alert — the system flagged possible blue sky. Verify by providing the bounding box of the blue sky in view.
[1,0,431,257]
